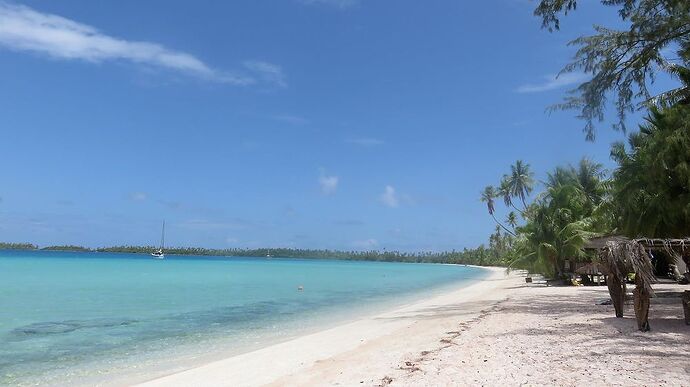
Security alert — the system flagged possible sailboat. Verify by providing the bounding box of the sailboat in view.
[151,221,165,259]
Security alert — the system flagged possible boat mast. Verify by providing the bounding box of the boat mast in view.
[160,221,165,251]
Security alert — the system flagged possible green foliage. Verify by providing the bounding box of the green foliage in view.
[484,158,610,277]
[0,242,505,266]
[0,242,37,250]
[96,245,507,265]
[611,103,690,237]
[479,160,534,237]
[513,170,602,276]
[534,0,690,140]
[41,245,92,252]
[507,160,534,209]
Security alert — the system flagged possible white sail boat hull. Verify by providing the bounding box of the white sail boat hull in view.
[152,221,166,260]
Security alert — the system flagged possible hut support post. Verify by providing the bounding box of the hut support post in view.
[607,272,625,318]
[633,275,651,331]
[682,290,690,325]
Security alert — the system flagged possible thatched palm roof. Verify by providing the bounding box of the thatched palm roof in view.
[575,261,610,275]
[585,235,630,250]
[600,239,656,296]
[587,236,690,273]
[586,236,690,251]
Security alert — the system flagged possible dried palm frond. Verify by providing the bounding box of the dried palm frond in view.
[601,239,655,296]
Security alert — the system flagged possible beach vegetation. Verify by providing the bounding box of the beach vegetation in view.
[41,245,92,252]
[534,0,690,140]
[482,159,611,276]
[610,102,690,237]
[0,243,507,266]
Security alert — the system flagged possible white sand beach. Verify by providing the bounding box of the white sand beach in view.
[138,267,690,386]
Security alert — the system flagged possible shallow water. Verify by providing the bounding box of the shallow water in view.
[0,250,487,385]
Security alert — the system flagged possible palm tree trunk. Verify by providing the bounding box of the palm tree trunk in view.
[607,272,626,318]
[510,203,526,217]
[491,214,516,237]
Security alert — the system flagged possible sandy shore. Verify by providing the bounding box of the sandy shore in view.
[138,267,690,386]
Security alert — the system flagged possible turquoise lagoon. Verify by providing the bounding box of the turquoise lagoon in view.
[0,250,488,385]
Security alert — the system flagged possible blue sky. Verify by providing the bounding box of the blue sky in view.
[0,0,662,250]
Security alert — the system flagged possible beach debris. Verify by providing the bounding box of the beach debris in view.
[399,360,422,372]
[379,376,393,386]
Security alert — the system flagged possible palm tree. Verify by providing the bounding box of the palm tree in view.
[507,160,534,210]
[612,103,690,237]
[481,186,516,236]
[480,185,497,216]
[576,158,607,206]
[509,186,594,277]
[650,63,690,108]
[499,176,513,207]
[546,166,577,190]
[507,160,602,277]
[500,175,528,216]
[506,211,518,229]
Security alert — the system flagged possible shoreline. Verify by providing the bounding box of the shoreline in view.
[137,267,690,386]
[137,266,516,386]
[0,247,501,266]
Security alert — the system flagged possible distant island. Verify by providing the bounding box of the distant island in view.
[0,242,502,266]
[0,242,38,250]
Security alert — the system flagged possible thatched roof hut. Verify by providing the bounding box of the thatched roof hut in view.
[586,236,690,274]
[575,261,610,275]
[585,235,630,250]
[587,237,690,331]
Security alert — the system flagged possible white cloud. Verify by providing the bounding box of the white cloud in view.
[319,173,339,195]
[516,73,588,93]
[244,60,287,88]
[129,192,147,201]
[0,2,284,86]
[352,238,378,249]
[346,137,384,146]
[380,185,399,208]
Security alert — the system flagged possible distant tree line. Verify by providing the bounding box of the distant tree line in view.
[0,243,504,266]
[0,242,38,250]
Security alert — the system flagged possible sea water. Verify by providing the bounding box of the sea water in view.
[0,250,488,385]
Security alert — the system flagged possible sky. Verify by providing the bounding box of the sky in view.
[0,0,667,251]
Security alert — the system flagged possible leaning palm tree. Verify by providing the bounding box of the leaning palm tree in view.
[507,160,534,210]
[499,176,513,207]
[481,186,497,215]
[500,175,527,216]
[481,186,516,236]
